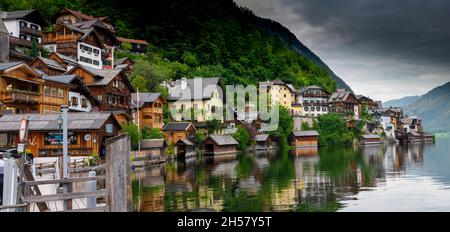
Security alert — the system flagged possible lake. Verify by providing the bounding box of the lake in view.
[131,137,450,212]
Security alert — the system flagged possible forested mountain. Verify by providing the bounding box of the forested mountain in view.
[0,0,352,92]
[404,82,450,133]
[384,96,420,108]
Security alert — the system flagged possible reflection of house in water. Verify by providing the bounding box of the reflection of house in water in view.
[290,147,318,156]
[238,176,261,195]
[384,143,425,174]
[133,164,166,212]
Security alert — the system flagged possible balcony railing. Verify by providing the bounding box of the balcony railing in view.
[9,36,32,48]
[20,26,42,37]
[0,90,40,104]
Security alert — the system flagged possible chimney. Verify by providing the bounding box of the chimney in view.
[181,77,187,90]
[0,18,9,63]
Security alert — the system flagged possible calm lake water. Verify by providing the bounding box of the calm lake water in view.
[131,137,450,212]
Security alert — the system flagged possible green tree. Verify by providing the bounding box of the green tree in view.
[194,129,207,146]
[121,41,132,51]
[316,114,354,147]
[301,122,311,131]
[142,127,164,139]
[30,37,39,58]
[205,119,222,134]
[232,126,250,151]
[121,123,141,150]
[269,106,294,147]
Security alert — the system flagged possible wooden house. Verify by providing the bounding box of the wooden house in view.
[253,134,273,151]
[360,134,381,145]
[117,37,148,54]
[30,56,66,76]
[67,65,134,114]
[357,95,378,111]
[42,74,99,112]
[0,112,121,157]
[47,52,77,71]
[115,57,134,76]
[290,131,319,148]
[329,89,361,119]
[0,9,47,62]
[0,61,72,114]
[131,92,164,129]
[176,139,195,158]
[162,122,196,144]
[140,139,166,160]
[202,135,238,156]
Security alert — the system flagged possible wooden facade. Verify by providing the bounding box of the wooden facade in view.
[0,112,121,157]
[360,134,381,145]
[202,135,238,156]
[132,93,164,129]
[30,57,66,76]
[290,131,319,148]
[68,65,134,114]
[0,62,70,114]
[162,122,196,145]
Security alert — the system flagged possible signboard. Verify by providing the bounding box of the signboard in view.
[17,143,25,153]
[44,132,77,145]
[19,118,28,143]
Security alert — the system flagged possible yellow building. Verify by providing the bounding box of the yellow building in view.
[259,80,296,111]
[167,77,223,122]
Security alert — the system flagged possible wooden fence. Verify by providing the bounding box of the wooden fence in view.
[2,134,132,212]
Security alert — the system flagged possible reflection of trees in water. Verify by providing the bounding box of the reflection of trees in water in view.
[131,141,430,212]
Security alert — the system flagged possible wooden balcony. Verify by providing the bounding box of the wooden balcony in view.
[0,90,40,104]
[20,26,43,37]
[9,36,32,48]
[141,107,163,114]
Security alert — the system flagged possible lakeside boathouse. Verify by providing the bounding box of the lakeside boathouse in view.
[290,130,319,148]
[360,134,381,145]
[202,135,238,156]
[0,112,121,157]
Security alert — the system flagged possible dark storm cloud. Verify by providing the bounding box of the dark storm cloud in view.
[235,0,450,101]
[278,0,450,65]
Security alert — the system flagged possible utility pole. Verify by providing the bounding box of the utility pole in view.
[137,88,141,152]
[17,116,29,211]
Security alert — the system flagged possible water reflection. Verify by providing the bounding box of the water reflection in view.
[131,138,450,212]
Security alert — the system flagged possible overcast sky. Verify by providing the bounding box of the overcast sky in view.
[235,0,450,102]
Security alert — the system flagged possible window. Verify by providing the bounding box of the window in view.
[44,86,51,96]
[97,95,102,101]
[80,56,92,64]
[20,21,28,27]
[51,87,57,97]
[31,24,39,30]
[71,96,78,106]
[316,107,320,111]
[304,107,309,111]
[57,88,64,98]
[19,34,27,40]
[81,98,88,108]
[93,49,99,55]
[93,60,100,66]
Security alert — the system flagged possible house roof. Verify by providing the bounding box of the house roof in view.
[0,61,24,71]
[0,9,46,26]
[131,93,161,108]
[162,122,194,131]
[141,139,165,149]
[52,52,77,65]
[0,112,117,132]
[329,91,358,103]
[73,65,132,90]
[34,57,66,71]
[401,118,414,124]
[59,8,97,21]
[254,134,270,142]
[361,134,380,139]
[176,139,194,146]
[117,37,149,45]
[115,57,131,65]
[42,74,78,84]
[292,130,319,137]
[207,135,238,146]
[167,77,221,101]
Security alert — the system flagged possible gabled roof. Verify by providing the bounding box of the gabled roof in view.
[292,130,319,137]
[115,57,132,66]
[207,135,238,146]
[329,91,358,103]
[70,65,133,90]
[58,8,97,21]
[167,77,221,101]
[42,74,77,85]
[0,112,118,131]
[117,37,149,45]
[0,9,46,26]
[32,57,66,71]
[141,139,166,149]
[299,85,329,94]
[254,134,270,142]
[132,93,162,108]
[361,134,380,139]
[42,74,100,106]
[0,61,24,71]
[162,122,195,131]
[176,139,194,146]
[51,52,77,65]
